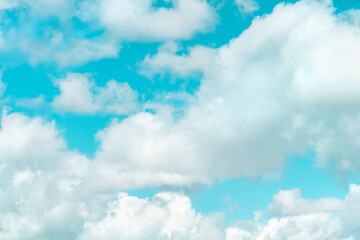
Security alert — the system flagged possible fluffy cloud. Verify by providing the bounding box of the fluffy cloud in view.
[1,110,360,239]
[227,184,360,240]
[3,0,360,238]
[0,111,221,239]
[80,0,216,41]
[0,111,65,164]
[139,0,360,180]
[268,188,344,216]
[81,192,224,240]
[52,73,139,115]
[0,111,87,239]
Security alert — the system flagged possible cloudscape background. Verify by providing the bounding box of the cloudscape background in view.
[1,0,360,239]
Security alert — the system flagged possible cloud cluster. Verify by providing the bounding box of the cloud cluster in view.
[2,0,360,238]
[81,192,224,240]
[140,0,360,179]
[80,0,216,41]
[1,109,360,239]
[227,184,360,240]
[0,0,216,66]
[52,73,139,115]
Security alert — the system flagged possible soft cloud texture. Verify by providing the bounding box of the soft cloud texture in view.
[0,111,65,163]
[80,0,216,41]
[1,111,360,239]
[52,73,139,115]
[227,184,360,240]
[2,0,360,239]
[139,0,360,180]
[0,0,216,66]
[81,192,224,240]
[22,37,120,67]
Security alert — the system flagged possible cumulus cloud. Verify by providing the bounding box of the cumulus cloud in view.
[0,111,221,239]
[3,0,360,238]
[1,110,360,239]
[268,188,344,216]
[80,0,217,41]
[0,111,65,164]
[81,192,224,240]
[139,0,360,180]
[0,111,87,239]
[227,184,360,240]
[52,73,139,115]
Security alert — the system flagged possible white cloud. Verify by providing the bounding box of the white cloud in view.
[268,188,344,216]
[139,0,360,180]
[80,0,216,41]
[141,42,219,78]
[3,1,360,238]
[52,73,139,115]
[0,111,106,239]
[235,0,259,14]
[1,110,360,239]
[0,0,216,67]
[0,111,65,164]
[226,184,360,240]
[81,192,224,240]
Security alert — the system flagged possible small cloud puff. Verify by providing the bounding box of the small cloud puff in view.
[52,73,139,115]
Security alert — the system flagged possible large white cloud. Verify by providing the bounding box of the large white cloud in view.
[1,110,360,239]
[0,111,87,239]
[138,0,360,180]
[52,73,139,115]
[3,0,360,238]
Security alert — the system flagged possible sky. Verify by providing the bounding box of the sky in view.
[1,0,360,239]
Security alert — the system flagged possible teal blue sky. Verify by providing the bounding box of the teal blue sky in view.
[1,0,360,239]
